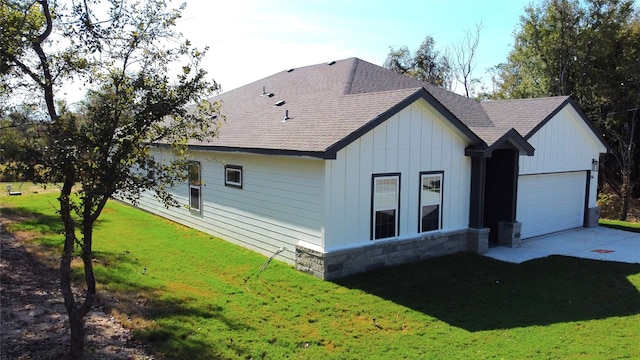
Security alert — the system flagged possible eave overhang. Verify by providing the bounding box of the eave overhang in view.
[465,128,535,158]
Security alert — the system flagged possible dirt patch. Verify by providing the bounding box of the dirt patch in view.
[0,221,153,359]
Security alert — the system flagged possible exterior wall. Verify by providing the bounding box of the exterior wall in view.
[135,149,324,264]
[519,105,607,208]
[294,98,479,279]
[322,99,473,252]
[134,98,478,278]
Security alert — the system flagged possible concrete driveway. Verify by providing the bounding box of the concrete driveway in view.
[485,226,640,264]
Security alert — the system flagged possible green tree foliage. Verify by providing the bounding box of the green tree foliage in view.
[0,0,222,357]
[384,35,454,89]
[494,0,640,220]
[0,106,44,181]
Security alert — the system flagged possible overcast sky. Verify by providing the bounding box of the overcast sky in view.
[176,0,533,94]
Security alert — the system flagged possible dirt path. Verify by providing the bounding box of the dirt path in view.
[0,221,153,359]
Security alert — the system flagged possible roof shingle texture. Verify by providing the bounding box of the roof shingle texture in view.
[191,58,568,153]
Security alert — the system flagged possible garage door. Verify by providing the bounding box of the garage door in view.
[517,172,587,239]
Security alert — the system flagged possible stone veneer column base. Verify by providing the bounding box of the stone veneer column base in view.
[585,206,600,228]
[498,221,522,248]
[468,227,490,254]
[295,228,490,280]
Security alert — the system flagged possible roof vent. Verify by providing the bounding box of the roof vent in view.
[260,87,275,97]
[286,68,294,73]
[327,60,336,65]
[282,110,290,122]
[274,100,285,107]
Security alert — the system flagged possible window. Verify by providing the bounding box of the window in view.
[225,165,242,188]
[147,156,156,180]
[372,174,400,240]
[420,172,443,232]
[188,161,201,211]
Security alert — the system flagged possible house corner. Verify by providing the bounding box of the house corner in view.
[585,206,601,227]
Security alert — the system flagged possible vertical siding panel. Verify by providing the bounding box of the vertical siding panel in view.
[521,107,607,175]
[359,134,374,242]
[408,104,424,232]
[343,141,361,243]
[372,122,387,174]
[385,114,400,171]
[331,149,348,245]
[325,100,473,250]
[560,112,570,167]
[542,123,551,171]
[431,120,444,170]
[396,108,410,235]
[323,159,333,247]
[421,107,433,170]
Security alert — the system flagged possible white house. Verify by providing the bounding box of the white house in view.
[133,58,608,279]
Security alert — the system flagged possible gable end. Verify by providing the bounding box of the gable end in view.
[324,88,486,159]
[525,98,610,152]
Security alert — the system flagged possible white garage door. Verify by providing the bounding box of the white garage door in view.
[517,172,587,239]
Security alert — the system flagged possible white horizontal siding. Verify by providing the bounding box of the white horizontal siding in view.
[324,99,473,250]
[133,149,324,264]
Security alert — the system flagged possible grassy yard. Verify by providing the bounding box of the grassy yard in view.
[2,191,640,359]
[600,218,640,233]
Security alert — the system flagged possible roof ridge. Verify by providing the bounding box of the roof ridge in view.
[485,95,571,103]
[343,58,359,95]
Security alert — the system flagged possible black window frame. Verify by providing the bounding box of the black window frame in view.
[418,171,444,233]
[371,173,401,240]
[225,165,243,189]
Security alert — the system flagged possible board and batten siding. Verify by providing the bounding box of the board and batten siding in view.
[322,99,473,251]
[519,105,608,207]
[134,149,324,264]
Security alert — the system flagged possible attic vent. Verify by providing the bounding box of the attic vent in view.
[282,110,290,122]
[327,60,336,65]
[286,68,294,73]
[274,100,285,107]
[260,87,275,97]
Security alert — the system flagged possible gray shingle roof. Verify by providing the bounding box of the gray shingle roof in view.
[479,96,571,143]
[189,58,576,157]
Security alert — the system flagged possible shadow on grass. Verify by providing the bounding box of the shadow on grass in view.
[335,252,640,332]
[1,206,253,360]
[131,296,253,360]
[93,250,255,360]
[0,206,63,236]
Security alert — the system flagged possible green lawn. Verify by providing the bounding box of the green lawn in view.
[2,192,640,359]
[600,218,640,233]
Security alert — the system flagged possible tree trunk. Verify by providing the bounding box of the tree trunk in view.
[619,109,637,221]
[69,310,85,358]
[58,173,91,358]
[620,175,631,221]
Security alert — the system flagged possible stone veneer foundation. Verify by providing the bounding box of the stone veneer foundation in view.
[295,228,490,280]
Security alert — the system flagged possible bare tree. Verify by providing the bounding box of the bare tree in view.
[453,22,483,98]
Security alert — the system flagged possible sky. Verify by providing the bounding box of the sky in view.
[176,0,535,95]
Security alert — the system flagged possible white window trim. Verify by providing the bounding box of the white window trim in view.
[225,165,243,189]
[189,161,202,212]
